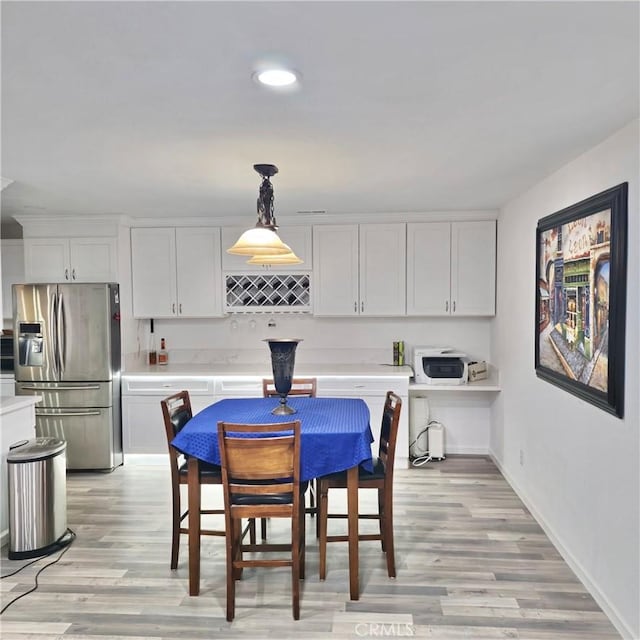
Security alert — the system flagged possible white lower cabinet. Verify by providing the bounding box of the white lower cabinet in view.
[316,376,409,468]
[121,376,215,454]
[121,373,410,465]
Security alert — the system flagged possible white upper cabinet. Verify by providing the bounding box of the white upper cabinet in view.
[312,225,359,315]
[24,237,117,283]
[407,220,496,316]
[221,225,312,272]
[313,223,406,316]
[131,227,223,318]
[2,239,25,320]
[451,221,496,316]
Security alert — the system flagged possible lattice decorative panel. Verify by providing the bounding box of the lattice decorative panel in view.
[225,274,311,313]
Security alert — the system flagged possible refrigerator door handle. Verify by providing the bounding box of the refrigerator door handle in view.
[36,409,102,417]
[57,291,66,375]
[21,384,102,391]
[51,291,60,378]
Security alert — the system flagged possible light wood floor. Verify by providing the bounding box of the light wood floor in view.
[1,456,620,639]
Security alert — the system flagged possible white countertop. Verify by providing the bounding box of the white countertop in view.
[0,395,41,416]
[123,362,414,378]
[0,373,15,380]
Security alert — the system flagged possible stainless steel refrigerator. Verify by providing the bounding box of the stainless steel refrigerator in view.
[13,283,123,471]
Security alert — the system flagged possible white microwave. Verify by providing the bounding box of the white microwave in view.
[413,347,468,385]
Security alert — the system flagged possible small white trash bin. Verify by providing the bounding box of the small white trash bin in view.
[7,437,69,560]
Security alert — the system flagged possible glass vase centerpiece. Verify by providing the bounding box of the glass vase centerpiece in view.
[264,338,302,415]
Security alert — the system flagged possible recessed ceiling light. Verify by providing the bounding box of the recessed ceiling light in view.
[255,68,299,87]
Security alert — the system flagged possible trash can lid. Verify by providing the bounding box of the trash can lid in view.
[7,437,66,462]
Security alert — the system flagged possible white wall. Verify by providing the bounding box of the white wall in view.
[491,119,639,639]
[129,314,494,368]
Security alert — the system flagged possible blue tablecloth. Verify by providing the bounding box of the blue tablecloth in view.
[171,396,374,482]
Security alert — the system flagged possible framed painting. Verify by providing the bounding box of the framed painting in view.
[535,183,628,417]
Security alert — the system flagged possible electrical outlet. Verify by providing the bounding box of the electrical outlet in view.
[519,449,524,466]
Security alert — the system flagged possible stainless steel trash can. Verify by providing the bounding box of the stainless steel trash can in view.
[7,437,68,560]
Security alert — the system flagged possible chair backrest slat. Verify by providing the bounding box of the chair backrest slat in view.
[161,390,192,442]
[218,421,302,504]
[262,378,317,398]
[377,392,402,475]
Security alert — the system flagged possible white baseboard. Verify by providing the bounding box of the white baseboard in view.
[489,448,634,640]
[445,445,488,455]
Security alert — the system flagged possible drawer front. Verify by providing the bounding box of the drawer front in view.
[214,377,262,397]
[122,376,214,396]
[317,377,406,397]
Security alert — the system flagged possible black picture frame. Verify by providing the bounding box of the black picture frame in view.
[535,183,628,418]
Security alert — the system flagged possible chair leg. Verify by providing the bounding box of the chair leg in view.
[261,518,268,541]
[309,479,316,513]
[226,518,238,621]
[299,501,306,580]
[378,487,385,551]
[292,504,301,620]
[170,482,181,570]
[318,481,328,580]
[383,487,396,578]
[249,518,257,545]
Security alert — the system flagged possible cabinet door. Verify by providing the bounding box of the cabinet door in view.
[131,228,178,318]
[406,222,452,315]
[176,227,223,317]
[2,240,24,320]
[222,226,312,272]
[69,238,117,282]
[312,225,359,316]
[451,221,496,316]
[359,223,406,316]
[24,238,70,282]
[121,396,167,454]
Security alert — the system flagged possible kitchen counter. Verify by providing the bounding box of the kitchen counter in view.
[123,362,414,378]
[0,394,40,416]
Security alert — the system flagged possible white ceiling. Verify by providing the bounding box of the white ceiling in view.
[1,1,638,229]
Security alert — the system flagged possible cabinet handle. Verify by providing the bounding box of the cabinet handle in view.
[361,301,364,313]
[453,301,456,313]
[445,300,449,312]
[354,302,357,312]
[172,303,176,314]
[65,268,69,281]
[179,303,182,314]
[72,268,76,280]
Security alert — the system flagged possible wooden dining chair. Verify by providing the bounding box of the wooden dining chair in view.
[263,377,318,528]
[218,420,306,621]
[161,391,258,571]
[318,391,402,580]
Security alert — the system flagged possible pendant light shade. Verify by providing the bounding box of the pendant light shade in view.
[226,164,302,264]
[228,227,291,256]
[247,250,303,265]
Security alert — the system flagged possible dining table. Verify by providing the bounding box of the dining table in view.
[171,395,374,600]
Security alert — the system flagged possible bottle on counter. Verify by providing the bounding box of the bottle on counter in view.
[148,321,157,366]
[158,338,168,365]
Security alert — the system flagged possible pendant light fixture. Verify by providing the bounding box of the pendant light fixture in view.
[227,164,301,264]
